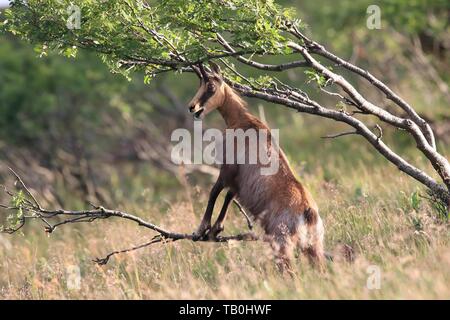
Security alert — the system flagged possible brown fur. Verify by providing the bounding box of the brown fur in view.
[189,63,325,272]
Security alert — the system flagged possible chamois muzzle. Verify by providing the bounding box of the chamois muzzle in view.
[193,107,205,119]
[188,103,205,119]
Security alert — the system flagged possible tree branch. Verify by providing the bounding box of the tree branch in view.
[321,131,359,139]
[216,33,309,71]
[288,42,450,196]
[0,171,258,264]
[227,80,449,204]
[289,26,437,150]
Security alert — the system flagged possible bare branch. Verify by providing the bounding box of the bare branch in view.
[0,171,258,264]
[216,33,309,71]
[289,27,436,150]
[321,131,359,139]
[93,235,166,265]
[8,167,42,210]
[94,230,258,265]
[320,79,358,107]
[227,80,449,204]
[288,42,450,196]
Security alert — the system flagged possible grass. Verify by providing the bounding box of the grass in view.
[0,118,448,299]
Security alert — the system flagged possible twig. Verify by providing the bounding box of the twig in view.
[216,33,309,71]
[375,124,383,141]
[321,131,359,139]
[219,58,260,89]
[93,235,165,265]
[8,167,42,210]
[233,199,253,230]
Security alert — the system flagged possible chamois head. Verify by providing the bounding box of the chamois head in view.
[188,62,224,119]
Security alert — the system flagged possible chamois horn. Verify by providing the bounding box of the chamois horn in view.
[191,64,202,79]
[198,63,209,81]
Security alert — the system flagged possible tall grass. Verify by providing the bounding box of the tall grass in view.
[1,119,448,299]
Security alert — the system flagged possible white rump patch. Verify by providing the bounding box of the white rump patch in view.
[297,215,309,249]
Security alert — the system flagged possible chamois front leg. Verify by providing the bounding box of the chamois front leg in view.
[208,190,235,240]
[193,179,224,240]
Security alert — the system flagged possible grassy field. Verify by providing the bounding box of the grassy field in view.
[1,113,448,300]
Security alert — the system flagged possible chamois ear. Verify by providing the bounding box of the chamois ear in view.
[208,61,221,76]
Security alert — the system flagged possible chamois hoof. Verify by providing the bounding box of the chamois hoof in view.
[191,233,203,241]
[192,227,210,241]
[207,225,224,240]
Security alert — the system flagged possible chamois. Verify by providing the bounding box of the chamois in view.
[187,62,325,271]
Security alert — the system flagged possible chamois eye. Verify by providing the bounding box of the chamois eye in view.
[207,83,216,92]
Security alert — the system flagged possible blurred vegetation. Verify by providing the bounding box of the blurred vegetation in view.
[0,35,122,147]
[0,1,449,299]
[295,0,450,115]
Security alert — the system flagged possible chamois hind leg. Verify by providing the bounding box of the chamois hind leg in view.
[268,232,295,275]
[302,216,326,271]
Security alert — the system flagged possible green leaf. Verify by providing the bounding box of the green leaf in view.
[410,191,421,212]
